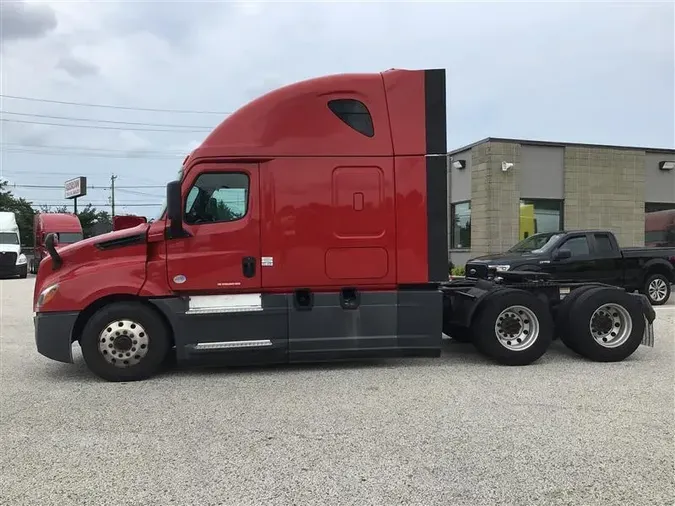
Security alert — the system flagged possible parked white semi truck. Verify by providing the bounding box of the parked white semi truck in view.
[0,212,28,278]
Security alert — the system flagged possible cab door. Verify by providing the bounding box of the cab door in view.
[166,162,261,293]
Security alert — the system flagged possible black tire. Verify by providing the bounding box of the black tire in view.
[443,322,473,343]
[554,284,604,349]
[470,288,554,365]
[642,273,671,306]
[80,301,171,382]
[19,264,28,279]
[563,286,645,362]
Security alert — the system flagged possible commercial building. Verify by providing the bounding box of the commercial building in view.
[447,137,675,266]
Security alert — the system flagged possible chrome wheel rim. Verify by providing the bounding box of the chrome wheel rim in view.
[648,278,668,302]
[589,303,632,348]
[494,305,540,351]
[98,319,149,368]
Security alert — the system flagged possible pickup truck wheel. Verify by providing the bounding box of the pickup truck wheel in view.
[471,289,553,365]
[80,302,170,382]
[643,273,671,305]
[563,287,645,362]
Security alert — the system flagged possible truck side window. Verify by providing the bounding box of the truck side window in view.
[594,233,614,254]
[327,99,374,137]
[561,236,590,257]
[184,172,249,225]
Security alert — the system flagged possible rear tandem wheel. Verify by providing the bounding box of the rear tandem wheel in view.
[470,288,554,366]
[556,286,645,362]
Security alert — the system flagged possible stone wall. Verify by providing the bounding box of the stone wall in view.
[469,141,521,256]
[563,147,646,247]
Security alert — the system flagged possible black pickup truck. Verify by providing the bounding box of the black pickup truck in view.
[465,230,675,305]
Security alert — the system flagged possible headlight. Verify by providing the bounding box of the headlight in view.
[16,254,27,265]
[36,283,59,310]
[489,264,511,272]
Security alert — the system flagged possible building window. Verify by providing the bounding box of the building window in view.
[450,201,471,249]
[519,199,563,240]
[646,202,675,213]
[184,172,249,225]
[327,99,374,137]
[645,202,675,247]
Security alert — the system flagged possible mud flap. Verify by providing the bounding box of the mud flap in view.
[630,293,655,347]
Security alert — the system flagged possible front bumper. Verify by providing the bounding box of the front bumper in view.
[0,264,25,277]
[34,311,80,363]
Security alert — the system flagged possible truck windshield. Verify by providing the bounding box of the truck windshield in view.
[56,232,83,244]
[0,232,19,245]
[508,232,563,253]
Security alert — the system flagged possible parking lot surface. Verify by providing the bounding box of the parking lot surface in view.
[1,278,673,506]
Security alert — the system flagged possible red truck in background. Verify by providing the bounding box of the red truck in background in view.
[33,68,657,382]
[29,213,83,274]
[645,209,675,247]
[113,215,148,232]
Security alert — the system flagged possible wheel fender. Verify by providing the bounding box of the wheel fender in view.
[630,292,656,324]
[643,259,675,283]
[462,285,511,327]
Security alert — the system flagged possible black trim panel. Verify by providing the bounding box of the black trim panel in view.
[426,154,448,282]
[397,289,443,353]
[34,311,79,363]
[148,289,444,368]
[288,291,398,360]
[424,69,449,283]
[149,294,288,365]
[424,69,447,155]
[95,233,146,251]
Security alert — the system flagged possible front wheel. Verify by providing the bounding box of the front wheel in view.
[80,301,171,382]
[643,273,671,305]
[471,289,554,365]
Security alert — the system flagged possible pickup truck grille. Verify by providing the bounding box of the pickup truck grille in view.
[0,252,17,266]
[465,262,489,279]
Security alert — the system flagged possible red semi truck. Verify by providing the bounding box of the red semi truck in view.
[30,213,83,274]
[33,68,657,382]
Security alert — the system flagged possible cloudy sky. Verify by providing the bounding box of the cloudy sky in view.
[1,0,673,216]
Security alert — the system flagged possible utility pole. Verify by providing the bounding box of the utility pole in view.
[110,174,117,218]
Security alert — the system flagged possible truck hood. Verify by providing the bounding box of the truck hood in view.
[0,244,21,255]
[41,223,150,269]
[467,251,541,264]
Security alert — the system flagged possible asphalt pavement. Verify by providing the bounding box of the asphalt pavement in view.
[1,278,673,506]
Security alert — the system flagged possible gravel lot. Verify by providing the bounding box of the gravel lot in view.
[1,278,673,506]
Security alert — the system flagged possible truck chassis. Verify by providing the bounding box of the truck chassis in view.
[440,270,655,366]
[35,254,656,382]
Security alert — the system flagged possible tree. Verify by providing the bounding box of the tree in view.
[40,203,112,238]
[0,180,35,246]
[76,204,112,238]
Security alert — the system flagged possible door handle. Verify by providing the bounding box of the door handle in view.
[242,256,256,278]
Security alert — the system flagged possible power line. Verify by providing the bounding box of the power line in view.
[1,148,181,159]
[0,94,231,115]
[117,188,164,197]
[0,141,185,154]
[32,202,161,207]
[1,111,215,129]
[1,118,210,132]
[4,183,164,189]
